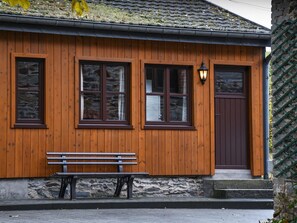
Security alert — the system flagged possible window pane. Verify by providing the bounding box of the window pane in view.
[106,66,125,93]
[215,71,243,93]
[146,95,164,121]
[17,61,39,90]
[17,92,40,119]
[170,96,188,122]
[81,64,101,91]
[81,93,101,120]
[170,68,187,94]
[146,68,164,93]
[106,94,126,120]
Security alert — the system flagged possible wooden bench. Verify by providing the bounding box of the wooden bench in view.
[47,152,149,200]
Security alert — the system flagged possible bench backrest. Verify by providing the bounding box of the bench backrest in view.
[47,152,137,173]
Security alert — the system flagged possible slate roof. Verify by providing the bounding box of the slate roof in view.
[0,0,270,34]
[0,0,271,46]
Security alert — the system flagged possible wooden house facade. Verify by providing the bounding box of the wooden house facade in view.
[0,0,271,179]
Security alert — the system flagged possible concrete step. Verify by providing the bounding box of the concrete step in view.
[213,179,273,190]
[213,189,273,199]
[203,179,273,199]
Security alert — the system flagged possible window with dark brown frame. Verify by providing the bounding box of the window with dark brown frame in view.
[15,58,45,127]
[145,64,193,129]
[79,61,130,128]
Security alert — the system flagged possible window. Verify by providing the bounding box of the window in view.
[145,64,192,128]
[79,61,130,127]
[15,58,45,127]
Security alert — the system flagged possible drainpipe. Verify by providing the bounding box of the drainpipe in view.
[263,48,271,179]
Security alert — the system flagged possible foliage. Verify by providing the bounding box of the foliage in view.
[71,0,89,16]
[272,182,297,223]
[1,0,89,16]
[1,0,30,9]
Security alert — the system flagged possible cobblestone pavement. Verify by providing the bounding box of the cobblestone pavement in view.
[0,209,273,223]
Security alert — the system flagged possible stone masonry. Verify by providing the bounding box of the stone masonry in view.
[0,177,203,200]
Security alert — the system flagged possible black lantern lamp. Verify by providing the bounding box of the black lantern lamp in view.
[198,62,208,85]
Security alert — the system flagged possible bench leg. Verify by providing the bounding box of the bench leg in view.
[126,177,134,199]
[114,177,125,197]
[70,177,77,200]
[59,178,69,199]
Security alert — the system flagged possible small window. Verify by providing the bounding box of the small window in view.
[79,61,130,128]
[215,71,243,93]
[145,64,192,129]
[15,58,45,126]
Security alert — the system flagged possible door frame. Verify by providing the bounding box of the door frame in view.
[209,59,263,177]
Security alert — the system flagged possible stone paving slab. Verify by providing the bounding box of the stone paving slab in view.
[0,209,274,223]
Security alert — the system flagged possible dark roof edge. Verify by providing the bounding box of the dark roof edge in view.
[0,14,271,47]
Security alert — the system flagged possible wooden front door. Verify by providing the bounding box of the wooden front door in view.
[214,65,249,169]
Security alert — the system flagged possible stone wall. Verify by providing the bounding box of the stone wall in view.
[0,177,203,200]
[271,0,297,221]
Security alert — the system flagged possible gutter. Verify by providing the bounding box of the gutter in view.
[0,14,271,47]
[263,49,272,179]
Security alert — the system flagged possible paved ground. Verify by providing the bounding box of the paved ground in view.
[0,209,273,223]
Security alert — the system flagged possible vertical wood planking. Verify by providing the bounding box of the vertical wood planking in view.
[46,34,55,175]
[53,35,62,158]
[196,44,205,173]
[203,44,210,174]
[0,31,265,177]
[38,34,47,176]
[0,32,8,178]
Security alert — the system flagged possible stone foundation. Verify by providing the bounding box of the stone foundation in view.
[0,177,203,200]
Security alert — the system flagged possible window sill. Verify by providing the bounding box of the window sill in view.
[77,123,134,130]
[13,123,48,129]
[144,125,196,130]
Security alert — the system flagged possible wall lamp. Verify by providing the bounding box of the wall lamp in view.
[198,62,208,85]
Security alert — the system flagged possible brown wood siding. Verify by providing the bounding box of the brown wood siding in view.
[0,31,264,177]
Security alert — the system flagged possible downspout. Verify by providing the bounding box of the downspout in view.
[263,48,271,179]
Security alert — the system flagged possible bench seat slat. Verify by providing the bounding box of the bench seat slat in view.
[48,161,137,165]
[53,172,149,177]
[47,152,135,156]
[47,157,136,160]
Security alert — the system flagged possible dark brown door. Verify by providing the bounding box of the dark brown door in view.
[215,65,249,169]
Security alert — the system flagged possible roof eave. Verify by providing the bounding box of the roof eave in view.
[0,14,271,47]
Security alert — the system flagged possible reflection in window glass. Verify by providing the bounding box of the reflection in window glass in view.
[215,72,243,93]
[146,68,164,93]
[81,93,100,119]
[17,92,40,119]
[170,96,187,122]
[146,95,164,121]
[170,68,187,94]
[16,59,44,123]
[79,61,129,125]
[106,66,125,93]
[106,94,126,120]
[81,64,101,91]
